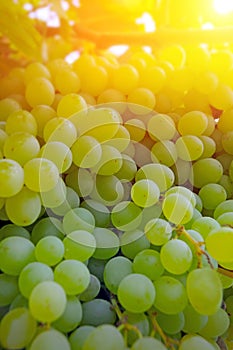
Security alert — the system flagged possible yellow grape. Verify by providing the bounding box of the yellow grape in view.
[25,77,55,108]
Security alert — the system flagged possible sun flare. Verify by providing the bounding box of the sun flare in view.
[214,0,233,14]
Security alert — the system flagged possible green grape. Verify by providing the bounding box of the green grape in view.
[79,274,101,302]
[52,187,80,217]
[165,186,196,207]
[35,235,64,266]
[71,135,102,168]
[80,199,110,228]
[104,256,133,294]
[135,163,174,192]
[0,159,24,197]
[219,260,233,270]
[218,272,233,288]
[54,259,90,295]
[31,104,57,138]
[176,135,204,161]
[131,179,160,208]
[171,158,192,186]
[198,183,227,210]
[138,203,163,231]
[162,193,194,225]
[117,273,155,313]
[184,208,202,230]
[3,132,40,166]
[178,334,217,350]
[43,117,77,147]
[10,294,28,310]
[230,159,233,180]
[216,153,233,174]
[25,77,55,107]
[0,307,37,349]
[120,229,150,259]
[225,295,233,316]
[147,113,176,141]
[91,145,122,176]
[194,193,203,212]
[217,212,233,226]
[156,311,185,335]
[131,336,167,350]
[151,140,177,167]
[5,186,41,226]
[191,216,220,240]
[186,268,222,315]
[91,174,124,206]
[19,262,54,298]
[5,109,37,135]
[206,227,233,262]
[124,118,146,142]
[182,303,208,333]
[82,324,125,350]
[218,174,233,199]
[24,61,51,84]
[144,218,172,246]
[199,307,230,338]
[88,258,107,282]
[178,110,208,136]
[198,135,216,159]
[69,326,95,350]
[0,97,21,121]
[81,299,116,326]
[29,281,66,323]
[54,68,80,95]
[121,311,149,346]
[0,224,30,241]
[31,217,64,245]
[92,227,119,260]
[114,154,137,182]
[222,131,233,155]
[39,141,72,173]
[52,296,82,333]
[29,328,71,350]
[66,167,94,198]
[111,201,142,231]
[153,276,188,314]
[63,230,96,261]
[132,249,164,281]
[0,274,19,306]
[190,158,223,189]
[41,177,67,209]
[160,239,193,275]
[63,207,95,234]
[214,199,233,219]
[0,236,35,276]
[57,92,87,118]
[127,87,156,113]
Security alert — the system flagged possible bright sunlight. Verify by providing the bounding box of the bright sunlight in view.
[214,0,233,14]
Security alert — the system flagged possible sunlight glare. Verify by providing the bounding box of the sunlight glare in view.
[214,0,233,14]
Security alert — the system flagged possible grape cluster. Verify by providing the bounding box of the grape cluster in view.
[0,44,233,350]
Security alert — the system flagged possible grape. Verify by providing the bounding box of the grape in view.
[199,307,230,338]
[111,200,142,231]
[208,83,233,111]
[24,158,59,192]
[63,230,96,261]
[0,159,24,197]
[153,276,188,314]
[131,179,160,208]
[182,303,208,333]
[41,177,67,209]
[144,218,173,246]
[120,229,150,259]
[54,259,90,295]
[31,104,57,137]
[175,135,204,161]
[186,268,222,315]
[0,224,30,241]
[165,186,196,207]
[112,63,139,94]
[81,299,116,326]
[91,174,124,206]
[29,328,71,350]
[190,158,223,189]
[0,274,19,306]
[97,89,126,114]
[79,274,101,302]
[127,87,156,114]
[198,135,216,159]
[80,199,110,228]
[160,239,193,275]
[171,158,192,186]
[31,217,64,245]
[69,326,95,350]
[225,295,233,316]
[178,110,208,136]
[147,113,176,141]
[135,163,174,192]
[0,236,35,275]
[156,312,185,335]
[55,68,80,95]
[66,168,94,198]
[162,193,194,225]
[91,145,122,176]
[0,97,21,120]
[0,307,37,349]
[140,66,166,94]
[10,294,28,310]
[151,140,177,167]
[179,335,217,350]
[19,262,54,298]
[214,199,233,219]
[139,202,162,231]
[81,64,108,96]
[192,216,220,240]
[117,273,155,313]
[199,183,227,210]
[92,227,119,260]
[71,135,102,168]
[206,227,233,262]
[131,336,167,350]
[29,281,66,323]
[52,187,80,217]
[35,235,64,266]
[3,132,40,166]
[124,119,146,142]
[217,212,233,226]
[104,256,133,294]
[43,117,77,147]
[132,249,164,281]
[24,61,51,84]
[88,258,107,282]
[39,141,72,173]
[5,109,37,135]
[52,296,82,333]
[63,207,95,234]
[121,311,150,346]
[57,93,87,118]
[82,324,125,350]
[104,125,130,152]
[218,272,233,288]
[25,77,55,107]
[218,174,233,198]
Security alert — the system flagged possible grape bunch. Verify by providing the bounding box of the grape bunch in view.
[0,44,233,350]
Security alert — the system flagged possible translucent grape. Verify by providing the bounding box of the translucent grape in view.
[29,281,67,323]
[217,211,233,226]
[92,227,119,260]
[112,63,139,94]
[52,187,80,217]
[144,218,173,246]
[54,259,90,295]
[31,104,57,138]
[63,230,96,261]
[182,303,208,333]
[132,249,164,281]
[176,135,204,161]
[214,199,233,219]
[25,77,55,107]
[104,256,133,294]
[81,299,116,326]
[66,168,94,198]
[69,326,95,350]
[127,87,156,114]
[147,113,176,141]
[5,109,37,135]
[165,186,196,207]
[178,110,208,136]
[31,217,64,245]
[178,334,217,350]
[63,207,95,234]
[151,140,177,167]
[82,324,125,350]
[131,336,167,350]
[43,117,77,147]
[156,312,185,335]
[88,257,107,282]
[206,227,233,262]
[111,201,142,231]
[124,119,146,142]
[0,159,24,197]
[199,183,227,210]
[91,145,122,176]
[199,308,230,338]
[0,274,19,306]
[0,224,30,241]
[24,61,51,84]
[131,179,160,208]
[29,328,71,350]
[198,135,216,159]
[120,229,150,259]
[191,216,220,240]
[80,199,110,228]
[0,97,21,121]
[162,193,194,225]
[10,294,28,310]
[208,83,233,111]
[117,273,155,313]
[35,235,64,266]
[40,177,67,209]
[71,135,102,168]
[90,174,124,206]
[190,158,223,189]
[79,274,101,302]
[39,141,72,173]
[121,311,150,346]
[57,93,87,118]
